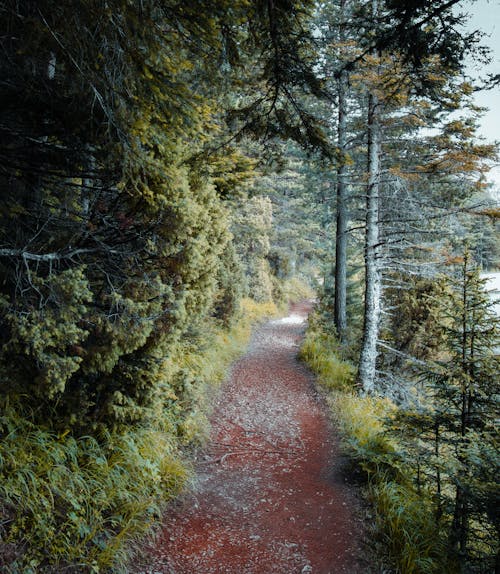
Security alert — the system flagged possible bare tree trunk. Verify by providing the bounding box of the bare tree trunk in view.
[334,0,349,342]
[358,2,382,392]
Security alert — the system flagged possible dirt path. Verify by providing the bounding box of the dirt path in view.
[139,301,365,573]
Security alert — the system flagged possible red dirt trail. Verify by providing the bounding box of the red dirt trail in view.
[138,301,365,573]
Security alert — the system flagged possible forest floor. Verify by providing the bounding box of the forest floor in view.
[136,301,369,573]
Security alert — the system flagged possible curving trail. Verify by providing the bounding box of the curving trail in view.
[139,301,365,574]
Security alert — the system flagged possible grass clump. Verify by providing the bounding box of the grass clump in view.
[0,412,187,573]
[370,481,446,574]
[299,316,355,391]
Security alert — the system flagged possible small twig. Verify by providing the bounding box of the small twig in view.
[199,446,298,466]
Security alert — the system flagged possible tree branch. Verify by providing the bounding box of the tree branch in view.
[0,247,118,262]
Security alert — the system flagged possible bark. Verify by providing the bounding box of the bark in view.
[358,88,381,393]
[434,422,443,523]
[450,485,468,566]
[358,0,382,393]
[334,0,349,342]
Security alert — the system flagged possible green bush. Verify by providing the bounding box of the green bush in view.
[282,276,316,303]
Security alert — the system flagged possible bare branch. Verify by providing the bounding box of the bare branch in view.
[0,247,118,262]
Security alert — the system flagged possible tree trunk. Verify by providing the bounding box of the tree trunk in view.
[334,0,349,342]
[449,252,472,563]
[358,54,382,394]
[450,484,468,567]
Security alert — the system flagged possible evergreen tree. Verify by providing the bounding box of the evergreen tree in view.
[392,249,499,572]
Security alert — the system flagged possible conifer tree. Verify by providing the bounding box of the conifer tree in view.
[392,249,499,571]
[435,251,499,567]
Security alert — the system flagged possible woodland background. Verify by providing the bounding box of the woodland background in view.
[0,1,498,572]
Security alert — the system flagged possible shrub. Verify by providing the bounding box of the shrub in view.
[282,276,316,303]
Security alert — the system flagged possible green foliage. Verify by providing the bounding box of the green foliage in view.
[232,195,275,302]
[1,0,496,572]
[332,396,453,573]
[239,297,281,325]
[213,242,245,327]
[299,311,356,391]
[382,275,448,363]
[281,276,316,303]
[390,253,500,571]
[1,268,92,399]
[2,0,322,431]
[300,333,355,392]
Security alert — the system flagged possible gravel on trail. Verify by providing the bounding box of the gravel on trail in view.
[138,301,366,574]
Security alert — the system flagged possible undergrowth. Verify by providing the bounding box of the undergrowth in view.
[0,298,279,573]
[299,312,355,391]
[300,314,451,574]
[0,419,186,573]
[282,276,316,303]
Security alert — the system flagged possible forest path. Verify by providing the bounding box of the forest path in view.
[138,301,366,573]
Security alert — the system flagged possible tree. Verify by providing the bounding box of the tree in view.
[391,249,499,571]
[0,0,326,428]
[342,0,496,393]
[437,252,499,567]
[354,0,383,393]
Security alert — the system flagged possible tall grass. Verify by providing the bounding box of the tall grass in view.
[0,298,279,573]
[300,317,451,574]
[0,415,187,573]
[299,321,355,391]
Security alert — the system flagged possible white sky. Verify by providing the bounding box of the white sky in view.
[464,0,500,191]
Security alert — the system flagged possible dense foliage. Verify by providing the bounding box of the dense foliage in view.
[0,1,319,570]
[0,0,498,571]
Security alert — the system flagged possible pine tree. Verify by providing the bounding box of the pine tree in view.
[393,249,499,571]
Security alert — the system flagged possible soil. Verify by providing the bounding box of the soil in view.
[137,301,367,574]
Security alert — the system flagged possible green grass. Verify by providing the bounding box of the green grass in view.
[370,480,447,574]
[0,415,187,573]
[299,328,355,391]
